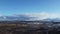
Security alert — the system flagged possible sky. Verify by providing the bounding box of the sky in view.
[0,0,60,18]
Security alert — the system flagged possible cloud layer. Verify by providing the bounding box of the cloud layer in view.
[15,12,60,20]
[0,12,59,21]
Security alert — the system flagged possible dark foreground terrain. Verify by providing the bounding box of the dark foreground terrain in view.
[0,21,60,34]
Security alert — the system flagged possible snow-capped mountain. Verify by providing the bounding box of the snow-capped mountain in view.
[0,15,38,21]
[42,18,60,22]
[0,15,60,22]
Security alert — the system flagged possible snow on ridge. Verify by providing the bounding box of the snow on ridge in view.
[0,12,60,21]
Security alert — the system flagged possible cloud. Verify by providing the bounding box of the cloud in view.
[13,12,60,21]
[0,12,59,21]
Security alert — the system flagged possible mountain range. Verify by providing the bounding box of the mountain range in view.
[0,15,60,22]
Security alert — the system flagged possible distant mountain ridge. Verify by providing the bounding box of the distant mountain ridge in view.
[0,15,60,22]
[0,15,38,21]
[42,18,60,22]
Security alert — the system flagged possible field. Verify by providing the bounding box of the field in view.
[0,21,60,34]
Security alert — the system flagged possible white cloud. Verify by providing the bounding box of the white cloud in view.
[13,12,60,20]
